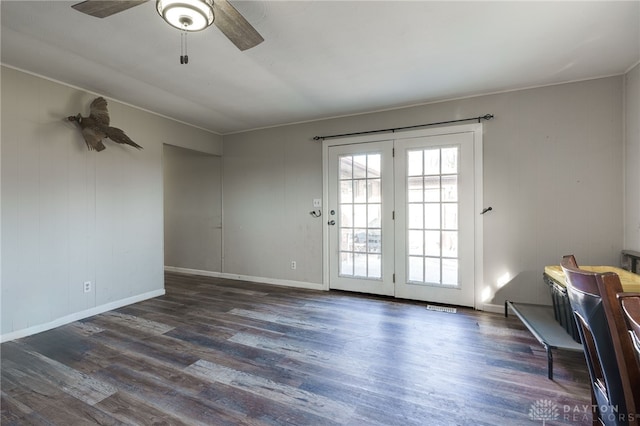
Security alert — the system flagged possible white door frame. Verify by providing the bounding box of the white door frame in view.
[321,124,484,309]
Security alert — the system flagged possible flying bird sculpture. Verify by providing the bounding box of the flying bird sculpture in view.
[67,97,142,152]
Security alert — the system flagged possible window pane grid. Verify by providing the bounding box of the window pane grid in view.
[406,147,460,287]
[339,153,382,279]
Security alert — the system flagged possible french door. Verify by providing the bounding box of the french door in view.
[324,125,482,308]
[327,141,395,295]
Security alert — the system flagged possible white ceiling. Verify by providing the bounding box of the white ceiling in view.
[1,1,639,135]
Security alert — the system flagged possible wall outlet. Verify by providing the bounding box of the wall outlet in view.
[290,261,297,270]
[83,281,92,293]
[313,198,322,208]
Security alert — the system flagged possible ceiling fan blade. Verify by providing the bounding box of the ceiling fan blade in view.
[213,0,264,51]
[71,0,149,19]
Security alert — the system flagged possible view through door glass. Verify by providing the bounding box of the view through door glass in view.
[406,146,460,286]
[338,153,382,279]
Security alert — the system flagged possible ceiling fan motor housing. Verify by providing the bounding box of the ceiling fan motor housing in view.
[156,0,215,31]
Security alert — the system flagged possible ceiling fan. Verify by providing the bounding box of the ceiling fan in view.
[71,0,264,51]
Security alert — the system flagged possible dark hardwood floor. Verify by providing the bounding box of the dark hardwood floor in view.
[2,271,591,425]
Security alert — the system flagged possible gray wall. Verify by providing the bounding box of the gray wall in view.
[625,63,640,251]
[223,126,323,286]
[163,144,222,272]
[1,65,635,340]
[0,66,221,340]
[223,76,626,307]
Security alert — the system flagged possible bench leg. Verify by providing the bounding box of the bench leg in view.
[545,344,553,380]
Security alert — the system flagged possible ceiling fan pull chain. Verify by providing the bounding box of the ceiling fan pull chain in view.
[184,31,188,64]
[179,31,189,65]
[180,31,183,64]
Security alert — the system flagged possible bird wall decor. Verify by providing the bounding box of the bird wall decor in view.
[67,97,142,152]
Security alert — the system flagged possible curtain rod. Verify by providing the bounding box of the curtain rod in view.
[313,114,494,141]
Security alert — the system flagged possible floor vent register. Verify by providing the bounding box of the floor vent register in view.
[426,305,457,314]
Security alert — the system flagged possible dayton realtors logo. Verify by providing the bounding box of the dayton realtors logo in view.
[529,399,638,424]
[529,399,559,424]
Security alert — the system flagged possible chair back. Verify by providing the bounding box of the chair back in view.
[561,255,640,425]
[619,294,640,366]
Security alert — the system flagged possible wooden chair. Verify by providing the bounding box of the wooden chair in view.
[561,255,640,426]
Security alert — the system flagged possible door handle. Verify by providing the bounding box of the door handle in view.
[328,220,336,226]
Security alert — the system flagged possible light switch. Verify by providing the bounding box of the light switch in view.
[313,198,322,208]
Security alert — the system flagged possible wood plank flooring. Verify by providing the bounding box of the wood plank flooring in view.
[1,272,592,425]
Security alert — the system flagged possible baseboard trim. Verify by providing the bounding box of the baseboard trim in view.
[0,289,165,343]
[164,266,325,291]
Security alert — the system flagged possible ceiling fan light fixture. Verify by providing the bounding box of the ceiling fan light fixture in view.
[156,0,214,32]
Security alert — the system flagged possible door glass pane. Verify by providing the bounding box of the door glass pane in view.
[338,153,384,280]
[341,204,353,228]
[425,257,441,283]
[408,151,423,176]
[341,253,353,275]
[340,181,353,203]
[353,155,367,179]
[441,147,458,174]
[354,253,367,276]
[368,155,381,178]
[424,230,440,256]
[424,150,440,175]
[354,204,367,227]
[368,254,381,278]
[408,177,423,202]
[408,204,423,229]
[424,203,440,229]
[442,258,458,286]
[340,229,353,251]
[442,175,457,202]
[368,204,381,228]
[408,230,423,256]
[442,231,458,257]
[409,256,424,282]
[340,157,352,179]
[442,203,457,230]
[368,229,381,253]
[406,147,460,287]
[354,180,367,203]
[367,179,381,202]
[354,228,367,252]
[424,176,441,202]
